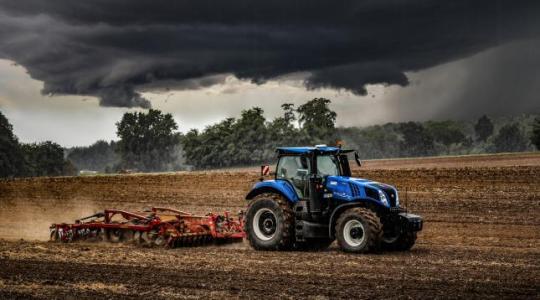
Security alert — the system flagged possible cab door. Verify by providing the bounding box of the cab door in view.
[276,155,310,199]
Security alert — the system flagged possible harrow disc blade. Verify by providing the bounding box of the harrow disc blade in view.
[154,235,168,247]
[122,230,135,243]
[133,231,143,245]
[107,228,123,243]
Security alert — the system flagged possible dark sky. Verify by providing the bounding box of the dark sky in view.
[0,1,539,146]
[0,1,539,107]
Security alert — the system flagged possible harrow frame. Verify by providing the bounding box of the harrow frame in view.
[50,207,245,247]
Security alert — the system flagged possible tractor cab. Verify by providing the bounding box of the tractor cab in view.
[274,146,359,199]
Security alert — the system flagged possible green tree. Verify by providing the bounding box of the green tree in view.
[231,107,268,164]
[337,125,401,159]
[116,109,181,172]
[182,129,202,167]
[67,140,119,171]
[425,120,466,147]
[531,117,540,150]
[267,103,304,150]
[398,122,435,157]
[0,111,25,177]
[1,110,78,178]
[474,115,494,142]
[492,123,528,153]
[297,98,337,143]
[281,103,296,124]
[21,142,66,177]
[200,118,236,167]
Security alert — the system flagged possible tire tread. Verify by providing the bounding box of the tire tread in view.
[246,193,294,250]
[335,207,382,253]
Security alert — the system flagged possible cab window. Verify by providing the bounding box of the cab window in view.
[276,156,310,181]
[276,156,310,197]
[317,155,340,177]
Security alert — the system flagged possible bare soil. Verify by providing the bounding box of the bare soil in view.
[0,153,539,299]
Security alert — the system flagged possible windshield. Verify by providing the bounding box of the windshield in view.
[276,156,310,181]
[317,155,340,177]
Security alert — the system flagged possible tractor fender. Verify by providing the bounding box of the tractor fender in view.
[245,180,299,203]
[328,200,381,238]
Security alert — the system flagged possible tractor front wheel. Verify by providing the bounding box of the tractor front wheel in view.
[335,207,382,253]
[245,193,294,251]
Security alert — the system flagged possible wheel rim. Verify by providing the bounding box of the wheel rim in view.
[253,208,277,241]
[343,219,365,247]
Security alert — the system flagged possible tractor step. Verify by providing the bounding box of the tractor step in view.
[295,220,329,240]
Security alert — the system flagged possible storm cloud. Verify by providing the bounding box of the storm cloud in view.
[0,1,539,108]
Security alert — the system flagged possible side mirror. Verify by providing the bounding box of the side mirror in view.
[354,152,362,167]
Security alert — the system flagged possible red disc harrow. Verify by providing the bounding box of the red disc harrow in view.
[49,207,245,247]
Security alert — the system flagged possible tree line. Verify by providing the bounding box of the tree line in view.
[0,111,76,178]
[183,99,539,168]
[63,99,540,171]
[2,98,540,178]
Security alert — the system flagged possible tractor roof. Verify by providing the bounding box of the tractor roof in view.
[276,146,353,155]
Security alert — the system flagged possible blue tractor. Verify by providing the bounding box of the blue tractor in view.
[245,145,423,253]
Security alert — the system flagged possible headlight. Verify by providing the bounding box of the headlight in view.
[378,190,389,206]
[395,191,400,207]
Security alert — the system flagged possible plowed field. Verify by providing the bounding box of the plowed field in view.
[0,153,539,299]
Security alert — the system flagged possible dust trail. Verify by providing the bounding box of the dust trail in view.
[0,198,101,241]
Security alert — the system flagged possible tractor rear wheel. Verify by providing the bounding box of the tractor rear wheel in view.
[335,207,382,253]
[245,193,294,250]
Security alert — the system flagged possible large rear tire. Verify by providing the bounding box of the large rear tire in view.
[245,193,294,251]
[335,207,382,253]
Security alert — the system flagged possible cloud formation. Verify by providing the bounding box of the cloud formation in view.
[0,0,539,108]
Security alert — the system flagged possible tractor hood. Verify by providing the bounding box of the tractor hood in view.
[324,176,399,207]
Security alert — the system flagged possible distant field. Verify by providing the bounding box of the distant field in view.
[357,152,540,170]
[211,151,540,172]
[0,152,539,299]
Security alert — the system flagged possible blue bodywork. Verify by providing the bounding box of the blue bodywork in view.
[246,179,300,203]
[247,176,398,208]
[276,146,342,155]
[324,176,398,208]
[247,146,398,209]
